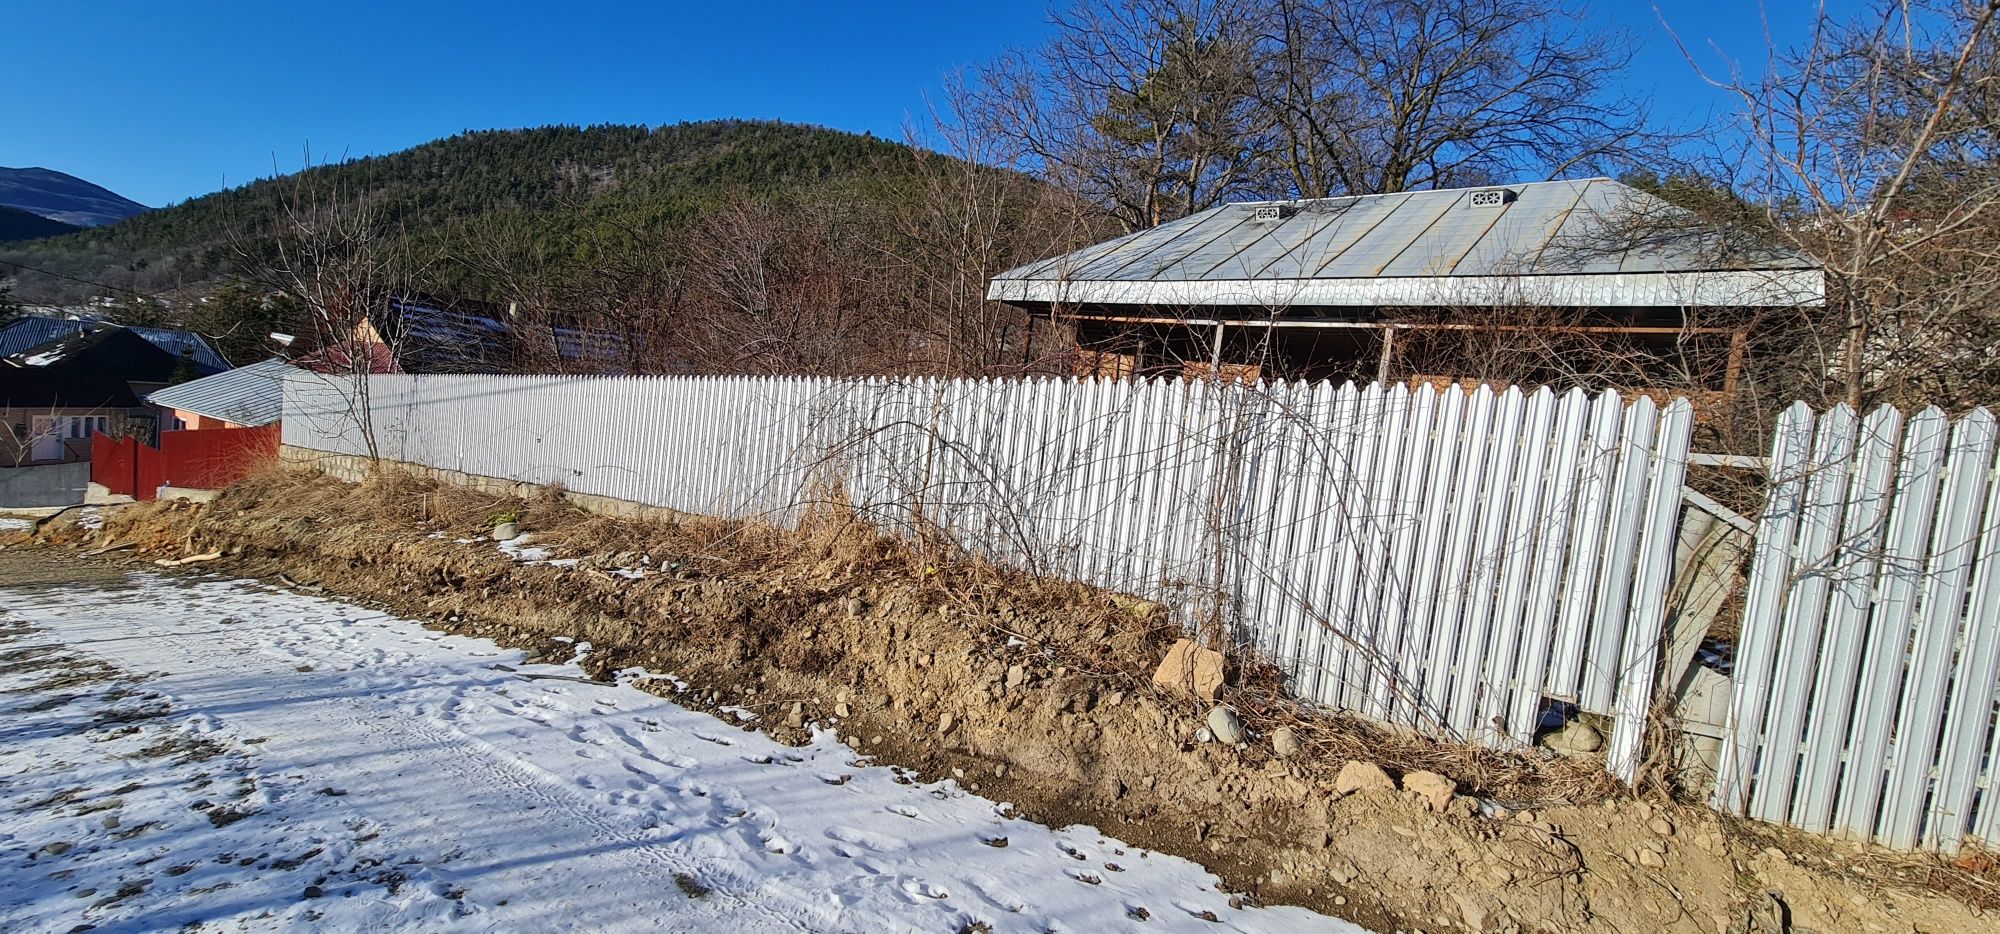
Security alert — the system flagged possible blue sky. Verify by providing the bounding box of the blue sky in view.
[4,1,1842,208]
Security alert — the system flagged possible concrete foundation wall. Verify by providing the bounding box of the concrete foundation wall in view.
[0,462,90,508]
[278,446,695,525]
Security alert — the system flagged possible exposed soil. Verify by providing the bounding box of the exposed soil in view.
[15,471,1999,934]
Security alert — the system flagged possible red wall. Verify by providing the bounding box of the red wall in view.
[90,433,138,495]
[158,424,280,490]
[91,424,279,501]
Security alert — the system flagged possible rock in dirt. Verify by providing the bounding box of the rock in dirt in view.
[1539,720,1603,755]
[1402,770,1457,812]
[1151,639,1225,701]
[1271,726,1301,758]
[1205,706,1245,745]
[1107,593,1164,620]
[1333,761,1394,796]
[937,711,955,735]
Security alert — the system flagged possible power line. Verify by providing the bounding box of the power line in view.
[0,257,179,303]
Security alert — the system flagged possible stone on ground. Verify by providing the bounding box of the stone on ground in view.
[1205,706,1245,745]
[1151,639,1225,701]
[1401,770,1457,812]
[1271,726,1301,758]
[1333,760,1394,797]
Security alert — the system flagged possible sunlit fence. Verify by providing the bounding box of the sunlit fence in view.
[284,371,1693,781]
[1716,403,2000,854]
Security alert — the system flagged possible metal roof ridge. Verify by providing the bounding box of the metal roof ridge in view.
[1222,177,1611,208]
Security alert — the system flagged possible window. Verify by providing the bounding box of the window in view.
[66,416,109,439]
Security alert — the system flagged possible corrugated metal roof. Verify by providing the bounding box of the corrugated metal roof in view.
[146,358,293,426]
[0,316,232,370]
[988,178,1824,308]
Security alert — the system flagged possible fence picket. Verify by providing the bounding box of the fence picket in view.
[1879,410,1998,849]
[1547,392,1625,700]
[1714,402,1817,816]
[1749,406,1860,824]
[1925,418,2000,851]
[1505,388,1591,744]
[1607,398,1693,783]
[1831,408,1953,840]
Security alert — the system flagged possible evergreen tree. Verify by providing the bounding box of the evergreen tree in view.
[0,274,18,325]
[168,347,200,385]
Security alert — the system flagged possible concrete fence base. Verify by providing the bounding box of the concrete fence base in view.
[0,462,89,509]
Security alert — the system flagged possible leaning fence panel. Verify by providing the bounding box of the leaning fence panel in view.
[1715,403,2000,853]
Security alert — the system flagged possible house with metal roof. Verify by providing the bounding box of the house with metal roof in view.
[147,358,293,430]
[0,316,232,372]
[292,295,635,376]
[988,178,1822,388]
[0,327,227,466]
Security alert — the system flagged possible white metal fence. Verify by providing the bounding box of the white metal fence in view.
[1715,402,2000,853]
[283,371,1693,779]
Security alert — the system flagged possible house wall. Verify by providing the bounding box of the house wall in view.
[0,407,153,467]
[160,406,244,431]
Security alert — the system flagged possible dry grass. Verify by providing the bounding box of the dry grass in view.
[1725,815,2000,913]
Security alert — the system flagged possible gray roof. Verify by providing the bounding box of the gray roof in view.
[989,178,1823,309]
[0,316,232,370]
[146,358,293,426]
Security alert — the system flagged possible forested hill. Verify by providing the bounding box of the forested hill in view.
[0,121,925,302]
[0,205,80,243]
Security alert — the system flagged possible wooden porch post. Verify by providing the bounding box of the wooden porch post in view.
[1723,329,1748,396]
[1376,326,1398,385]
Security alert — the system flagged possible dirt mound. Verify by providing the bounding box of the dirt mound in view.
[30,468,1999,934]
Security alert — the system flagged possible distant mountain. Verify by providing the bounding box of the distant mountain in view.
[0,204,81,242]
[0,121,925,302]
[0,166,151,228]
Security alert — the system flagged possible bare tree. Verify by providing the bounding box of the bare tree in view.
[1681,0,2000,409]
[881,87,1112,376]
[238,162,434,463]
[688,194,886,376]
[454,212,697,375]
[964,0,1654,227]
[1255,0,1653,197]
[963,0,1270,230]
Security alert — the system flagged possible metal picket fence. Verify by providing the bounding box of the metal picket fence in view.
[283,371,1693,779]
[1714,402,2000,853]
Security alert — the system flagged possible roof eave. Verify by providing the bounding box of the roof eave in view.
[986,269,1826,309]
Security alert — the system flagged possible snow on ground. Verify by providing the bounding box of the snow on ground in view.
[0,564,1364,933]
[0,517,36,532]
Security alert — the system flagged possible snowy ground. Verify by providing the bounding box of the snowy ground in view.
[0,555,1363,933]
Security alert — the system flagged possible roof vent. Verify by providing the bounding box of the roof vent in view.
[1466,188,1516,209]
[1252,204,1296,221]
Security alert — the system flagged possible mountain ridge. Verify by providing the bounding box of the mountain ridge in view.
[0,166,150,228]
[0,204,82,242]
[0,120,925,303]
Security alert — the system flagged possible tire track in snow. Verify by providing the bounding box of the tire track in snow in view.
[25,585,822,934]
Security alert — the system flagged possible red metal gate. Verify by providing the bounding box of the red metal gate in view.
[90,424,279,501]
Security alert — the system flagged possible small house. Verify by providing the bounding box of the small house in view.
[987,178,1823,393]
[0,326,227,465]
[294,295,634,376]
[148,358,292,431]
